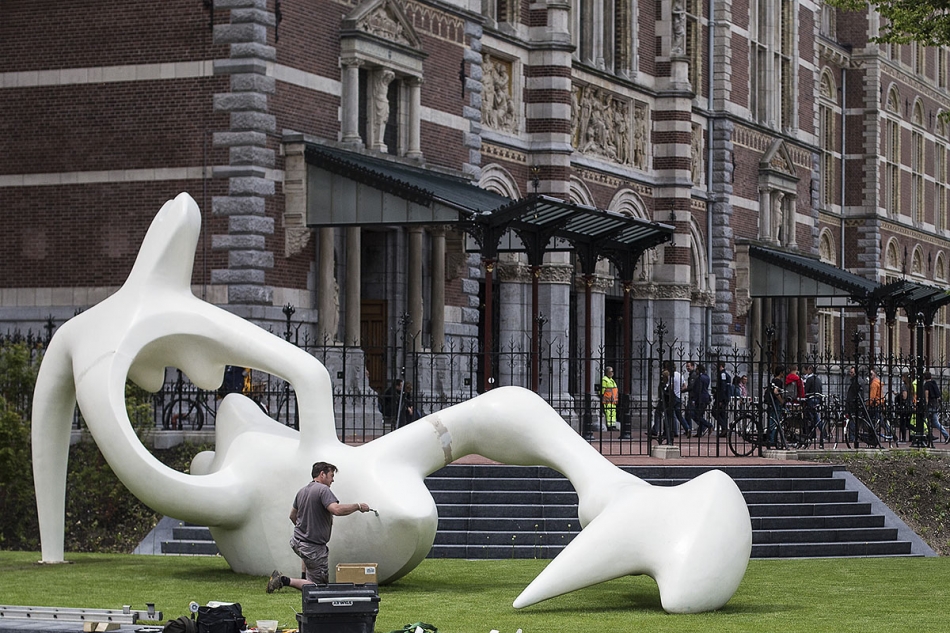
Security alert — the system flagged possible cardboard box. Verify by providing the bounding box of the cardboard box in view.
[334,563,378,584]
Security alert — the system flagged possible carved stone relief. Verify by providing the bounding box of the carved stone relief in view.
[482,55,519,134]
[356,1,411,46]
[572,85,637,166]
[690,123,704,186]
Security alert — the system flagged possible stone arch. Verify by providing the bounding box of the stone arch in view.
[936,252,947,281]
[818,228,836,264]
[479,163,522,199]
[884,238,901,272]
[568,176,596,207]
[912,245,924,276]
[607,188,649,220]
[819,68,836,101]
[913,99,925,127]
[688,217,709,294]
[886,85,901,115]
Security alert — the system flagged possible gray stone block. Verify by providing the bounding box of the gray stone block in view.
[229,285,274,305]
[231,8,277,27]
[229,214,274,234]
[212,195,266,216]
[213,165,268,179]
[231,111,277,132]
[212,234,266,250]
[462,132,481,149]
[213,23,268,45]
[461,307,480,324]
[214,92,269,113]
[465,21,483,39]
[213,131,268,147]
[214,0,266,9]
[230,145,276,167]
[229,176,275,196]
[231,74,276,93]
[229,249,275,268]
[460,278,480,295]
[231,42,277,60]
[211,269,266,284]
[214,58,268,75]
[463,48,483,64]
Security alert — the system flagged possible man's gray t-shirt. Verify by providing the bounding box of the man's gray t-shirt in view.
[292,481,339,545]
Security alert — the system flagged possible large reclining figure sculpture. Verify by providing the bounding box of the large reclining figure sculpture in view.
[33,193,751,613]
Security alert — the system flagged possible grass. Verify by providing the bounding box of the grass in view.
[1,552,948,633]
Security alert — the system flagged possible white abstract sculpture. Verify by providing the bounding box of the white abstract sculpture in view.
[32,193,751,614]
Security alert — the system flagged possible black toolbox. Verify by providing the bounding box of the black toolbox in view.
[297,583,380,633]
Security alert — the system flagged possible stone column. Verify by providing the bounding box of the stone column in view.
[345,226,361,346]
[317,228,336,343]
[407,77,423,159]
[429,227,445,351]
[408,227,424,351]
[341,58,363,147]
[759,189,772,242]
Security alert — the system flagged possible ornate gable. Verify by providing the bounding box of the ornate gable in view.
[760,138,797,178]
[344,0,421,50]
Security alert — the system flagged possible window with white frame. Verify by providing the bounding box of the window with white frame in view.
[914,43,926,77]
[912,103,925,225]
[818,71,838,208]
[939,48,949,90]
[819,1,836,39]
[885,89,902,217]
[572,0,636,76]
[936,120,948,231]
[750,0,797,130]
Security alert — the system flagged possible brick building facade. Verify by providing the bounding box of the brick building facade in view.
[2,0,950,396]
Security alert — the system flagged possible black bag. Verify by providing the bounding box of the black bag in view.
[164,616,197,633]
[196,604,245,633]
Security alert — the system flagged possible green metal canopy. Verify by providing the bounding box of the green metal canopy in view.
[304,143,674,270]
[749,244,879,306]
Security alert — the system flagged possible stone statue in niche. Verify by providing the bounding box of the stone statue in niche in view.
[32,192,752,615]
[772,192,785,244]
[671,0,687,57]
[374,69,396,151]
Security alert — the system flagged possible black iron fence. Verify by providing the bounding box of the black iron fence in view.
[7,319,950,457]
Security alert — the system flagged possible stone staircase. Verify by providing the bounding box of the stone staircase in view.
[155,463,928,559]
[425,464,923,559]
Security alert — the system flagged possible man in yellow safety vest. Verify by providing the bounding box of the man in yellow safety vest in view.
[601,366,619,431]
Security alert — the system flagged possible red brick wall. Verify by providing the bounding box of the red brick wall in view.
[0,0,222,73]
[0,180,229,288]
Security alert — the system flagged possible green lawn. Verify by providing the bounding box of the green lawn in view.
[0,552,947,633]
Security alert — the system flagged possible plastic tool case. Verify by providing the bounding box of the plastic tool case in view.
[297,583,380,633]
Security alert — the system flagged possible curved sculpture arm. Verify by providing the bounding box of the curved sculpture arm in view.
[364,387,640,524]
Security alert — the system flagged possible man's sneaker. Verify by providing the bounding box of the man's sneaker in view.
[266,570,283,593]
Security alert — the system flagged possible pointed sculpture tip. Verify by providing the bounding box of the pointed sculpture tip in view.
[125,192,202,290]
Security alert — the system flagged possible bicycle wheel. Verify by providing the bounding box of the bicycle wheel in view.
[728,414,758,457]
[163,397,205,430]
[783,414,807,449]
